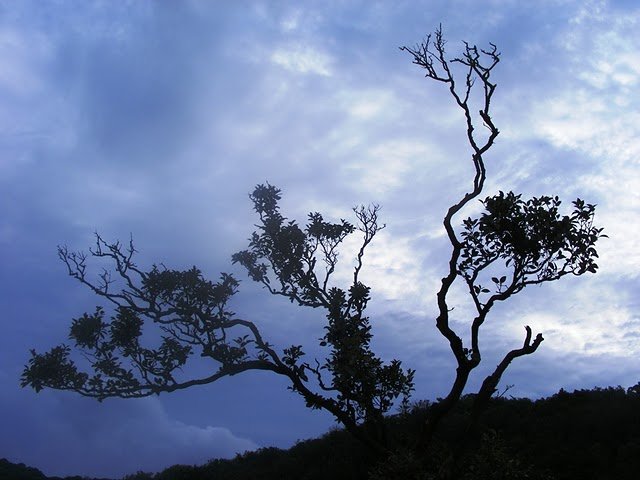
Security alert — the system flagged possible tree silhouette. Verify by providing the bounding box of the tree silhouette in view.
[400,28,603,454]
[22,27,604,471]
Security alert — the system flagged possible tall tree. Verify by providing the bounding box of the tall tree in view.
[400,27,604,451]
[22,27,604,469]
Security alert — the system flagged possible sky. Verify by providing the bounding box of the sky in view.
[1,0,639,477]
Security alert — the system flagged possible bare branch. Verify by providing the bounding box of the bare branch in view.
[470,326,544,423]
[353,204,385,286]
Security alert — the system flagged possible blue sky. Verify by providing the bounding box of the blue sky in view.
[1,0,639,477]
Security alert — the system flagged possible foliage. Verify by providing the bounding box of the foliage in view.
[232,185,414,440]
[459,193,603,291]
[155,385,640,480]
[22,26,605,474]
[481,385,640,480]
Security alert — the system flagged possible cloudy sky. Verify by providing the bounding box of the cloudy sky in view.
[1,0,639,477]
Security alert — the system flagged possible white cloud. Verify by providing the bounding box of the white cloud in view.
[338,88,396,120]
[356,229,433,304]
[526,7,640,278]
[490,276,640,359]
[270,43,333,76]
[280,9,302,32]
[0,28,52,97]
[342,140,431,196]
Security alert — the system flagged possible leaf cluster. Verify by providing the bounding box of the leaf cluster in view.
[459,192,605,300]
[21,237,279,399]
[233,184,415,432]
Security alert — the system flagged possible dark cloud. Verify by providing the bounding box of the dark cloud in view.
[0,389,258,478]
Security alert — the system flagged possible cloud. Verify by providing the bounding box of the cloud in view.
[0,390,257,478]
[271,43,333,76]
[525,6,640,279]
[0,27,52,98]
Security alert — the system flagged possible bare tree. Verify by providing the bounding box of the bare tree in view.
[22,27,604,473]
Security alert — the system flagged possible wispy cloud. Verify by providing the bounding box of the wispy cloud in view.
[271,43,333,75]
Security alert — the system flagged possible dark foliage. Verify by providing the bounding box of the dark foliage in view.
[0,458,110,480]
[120,382,640,480]
[480,384,640,480]
[0,458,47,480]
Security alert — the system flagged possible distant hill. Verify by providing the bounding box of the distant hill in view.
[0,458,113,480]
[4,384,640,480]
[0,458,47,480]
